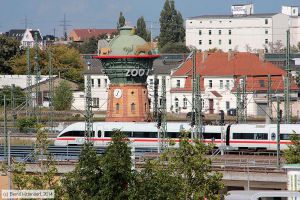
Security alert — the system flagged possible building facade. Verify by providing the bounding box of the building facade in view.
[5,29,43,49]
[186,4,300,52]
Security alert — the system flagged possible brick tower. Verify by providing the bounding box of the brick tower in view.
[94,26,159,122]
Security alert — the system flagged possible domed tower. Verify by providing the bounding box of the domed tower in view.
[94,26,160,122]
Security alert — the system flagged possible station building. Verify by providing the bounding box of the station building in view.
[186,4,300,52]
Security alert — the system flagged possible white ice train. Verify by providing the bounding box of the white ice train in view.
[54,122,300,151]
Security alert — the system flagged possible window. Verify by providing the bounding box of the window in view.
[265,19,268,24]
[209,30,212,35]
[209,80,212,88]
[149,79,153,85]
[218,30,221,35]
[183,97,187,109]
[91,79,94,87]
[259,80,265,88]
[209,40,212,45]
[229,39,232,45]
[219,39,221,45]
[220,80,223,89]
[280,134,291,140]
[92,98,99,108]
[199,40,202,45]
[203,132,221,139]
[104,79,108,87]
[233,133,268,140]
[226,101,230,110]
[97,79,101,87]
[116,103,120,113]
[199,30,202,35]
[176,80,180,88]
[226,80,230,89]
[131,103,136,113]
[265,29,268,34]
[229,30,232,35]
[265,39,268,44]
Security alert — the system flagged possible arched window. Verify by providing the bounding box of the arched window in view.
[116,103,120,113]
[131,103,136,113]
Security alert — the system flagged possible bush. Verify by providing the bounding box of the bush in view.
[17,117,37,133]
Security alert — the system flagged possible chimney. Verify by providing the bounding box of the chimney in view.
[202,51,208,63]
[228,50,234,61]
[258,49,265,62]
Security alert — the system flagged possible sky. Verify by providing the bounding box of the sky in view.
[0,0,300,37]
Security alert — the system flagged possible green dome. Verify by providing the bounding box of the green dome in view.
[109,26,150,55]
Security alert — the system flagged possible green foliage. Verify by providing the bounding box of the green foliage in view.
[158,0,185,50]
[131,132,224,200]
[53,80,74,111]
[12,127,62,199]
[136,16,150,42]
[99,130,132,199]
[62,142,103,200]
[159,42,190,53]
[9,45,84,84]
[0,85,26,106]
[17,117,37,132]
[284,132,300,164]
[0,35,20,73]
[118,12,126,29]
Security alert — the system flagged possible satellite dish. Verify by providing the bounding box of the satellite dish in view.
[97,39,109,55]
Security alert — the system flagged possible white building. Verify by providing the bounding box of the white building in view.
[186,4,300,52]
[5,28,43,49]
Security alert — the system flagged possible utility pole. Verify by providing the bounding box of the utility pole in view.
[34,32,41,123]
[284,29,291,124]
[195,74,203,139]
[266,75,272,123]
[48,51,54,133]
[26,47,32,117]
[153,75,159,121]
[191,50,197,138]
[3,95,8,163]
[159,76,167,151]
[85,62,93,140]
[236,80,241,123]
[11,84,17,127]
[59,14,71,41]
[242,76,247,122]
[276,97,281,168]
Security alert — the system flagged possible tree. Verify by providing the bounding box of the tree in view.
[131,133,224,199]
[12,126,62,198]
[284,132,300,164]
[99,130,132,199]
[62,142,103,200]
[158,0,185,50]
[0,35,20,74]
[136,16,150,42]
[0,85,26,106]
[160,42,190,53]
[9,45,84,84]
[53,80,73,110]
[117,12,126,29]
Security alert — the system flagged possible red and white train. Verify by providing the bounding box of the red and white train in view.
[54,122,300,150]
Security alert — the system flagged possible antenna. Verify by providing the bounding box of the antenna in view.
[59,14,71,41]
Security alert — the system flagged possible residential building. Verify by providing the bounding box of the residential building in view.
[5,28,43,49]
[171,51,299,117]
[186,4,300,52]
[69,28,117,42]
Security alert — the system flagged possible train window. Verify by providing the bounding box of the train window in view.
[203,133,221,139]
[98,131,102,138]
[132,132,157,138]
[104,131,132,137]
[280,134,290,140]
[60,131,85,137]
[166,132,180,138]
[233,133,268,140]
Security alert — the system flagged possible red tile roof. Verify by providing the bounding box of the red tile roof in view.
[172,52,299,92]
[71,29,117,41]
[173,52,285,77]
